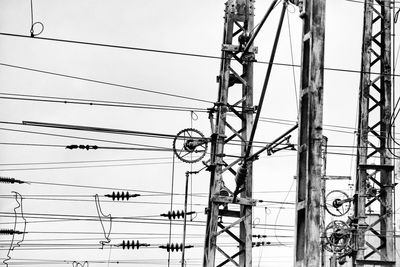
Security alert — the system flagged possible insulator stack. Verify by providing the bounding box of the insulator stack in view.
[66,145,98,150]
[119,240,149,250]
[0,229,24,235]
[0,176,25,184]
[104,191,140,201]
[160,210,196,220]
[159,243,193,252]
[252,241,270,247]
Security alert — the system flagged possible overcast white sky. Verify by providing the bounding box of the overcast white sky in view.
[0,0,397,266]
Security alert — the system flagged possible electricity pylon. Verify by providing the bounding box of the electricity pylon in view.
[353,0,395,266]
[202,1,256,266]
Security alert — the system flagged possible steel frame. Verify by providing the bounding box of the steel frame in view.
[203,1,255,266]
[353,0,395,266]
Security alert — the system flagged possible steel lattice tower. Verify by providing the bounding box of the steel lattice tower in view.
[353,0,395,266]
[202,0,255,266]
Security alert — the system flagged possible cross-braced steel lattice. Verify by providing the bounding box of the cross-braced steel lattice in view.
[353,0,395,266]
[203,0,256,266]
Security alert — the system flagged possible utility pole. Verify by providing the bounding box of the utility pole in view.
[203,1,255,266]
[293,0,326,266]
[353,0,395,266]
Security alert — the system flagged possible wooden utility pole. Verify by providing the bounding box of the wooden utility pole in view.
[293,0,326,266]
[353,0,395,266]
[203,0,255,266]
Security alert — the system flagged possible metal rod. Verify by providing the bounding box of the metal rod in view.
[244,1,287,161]
[242,0,279,57]
[248,123,298,161]
[181,171,190,267]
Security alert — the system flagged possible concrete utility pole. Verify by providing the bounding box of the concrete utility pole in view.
[203,0,255,266]
[353,0,395,266]
[293,0,326,266]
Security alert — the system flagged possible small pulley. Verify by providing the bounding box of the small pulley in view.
[324,220,351,253]
[325,190,352,217]
[173,128,208,163]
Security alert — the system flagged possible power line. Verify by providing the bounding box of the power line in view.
[2,33,400,77]
[0,123,170,149]
[0,142,65,148]
[0,62,213,104]
[0,156,171,166]
[0,91,377,138]
[0,161,178,172]
[0,92,207,113]
[21,120,179,139]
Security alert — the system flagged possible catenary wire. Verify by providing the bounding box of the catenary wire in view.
[0,62,213,104]
[0,93,207,113]
[2,34,400,77]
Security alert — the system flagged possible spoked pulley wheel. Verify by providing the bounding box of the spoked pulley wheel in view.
[324,220,351,253]
[173,128,208,163]
[325,190,351,217]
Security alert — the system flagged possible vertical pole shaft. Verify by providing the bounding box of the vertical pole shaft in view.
[294,0,326,266]
[203,2,234,265]
[181,172,190,267]
[240,1,254,266]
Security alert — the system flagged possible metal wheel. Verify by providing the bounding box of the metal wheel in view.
[325,190,351,217]
[324,220,351,253]
[173,128,208,163]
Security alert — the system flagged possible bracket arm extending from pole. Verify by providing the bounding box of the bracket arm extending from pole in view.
[243,1,287,161]
[247,123,298,162]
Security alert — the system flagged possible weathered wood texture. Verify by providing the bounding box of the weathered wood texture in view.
[294,0,326,266]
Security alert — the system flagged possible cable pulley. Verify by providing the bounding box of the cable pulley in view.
[172,128,208,163]
[325,190,352,217]
[324,220,351,253]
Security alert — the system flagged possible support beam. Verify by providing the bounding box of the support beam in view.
[294,0,326,266]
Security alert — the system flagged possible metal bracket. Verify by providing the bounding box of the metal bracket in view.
[222,44,258,53]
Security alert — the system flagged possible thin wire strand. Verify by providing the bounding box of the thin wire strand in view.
[0,62,213,104]
[286,9,299,116]
[2,34,400,76]
[168,153,175,267]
